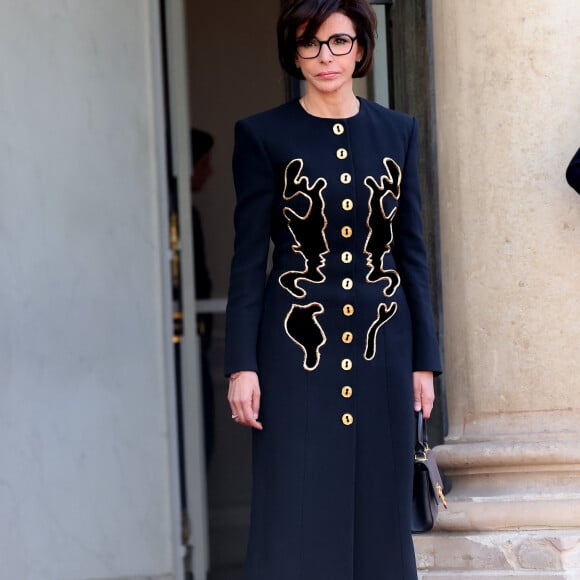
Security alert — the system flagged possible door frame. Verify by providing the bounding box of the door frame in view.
[162,0,210,578]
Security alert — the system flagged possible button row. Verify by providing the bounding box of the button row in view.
[335,128,354,427]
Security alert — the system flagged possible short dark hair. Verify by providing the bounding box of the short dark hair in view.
[190,128,214,164]
[277,0,377,80]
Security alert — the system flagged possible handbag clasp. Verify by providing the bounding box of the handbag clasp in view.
[414,451,428,462]
[436,482,448,509]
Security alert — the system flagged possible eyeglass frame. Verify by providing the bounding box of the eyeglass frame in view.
[295,33,358,59]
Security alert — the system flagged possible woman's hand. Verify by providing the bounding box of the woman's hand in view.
[413,371,435,419]
[228,370,263,430]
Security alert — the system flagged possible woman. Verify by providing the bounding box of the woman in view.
[225,1,441,578]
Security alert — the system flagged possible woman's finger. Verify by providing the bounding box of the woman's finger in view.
[229,392,259,428]
[421,383,435,419]
[413,371,435,418]
[242,399,263,430]
[228,371,263,430]
[252,388,261,420]
[413,381,422,412]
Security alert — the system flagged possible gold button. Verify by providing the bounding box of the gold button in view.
[342,277,353,291]
[342,413,354,426]
[340,172,352,184]
[341,358,353,371]
[333,123,345,135]
[336,148,348,160]
[342,386,353,399]
[343,304,354,316]
[341,251,353,264]
[341,225,353,238]
[342,199,353,211]
[342,331,353,344]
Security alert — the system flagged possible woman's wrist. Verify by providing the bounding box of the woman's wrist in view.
[230,370,255,379]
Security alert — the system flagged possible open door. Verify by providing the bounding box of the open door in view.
[162,1,210,578]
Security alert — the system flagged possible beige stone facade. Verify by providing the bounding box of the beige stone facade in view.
[414,1,580,577]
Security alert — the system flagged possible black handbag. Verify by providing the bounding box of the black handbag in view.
[411,411,448,533]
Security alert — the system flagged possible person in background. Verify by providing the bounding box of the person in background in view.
[224,0,442,578]
[191,128,215,465]
[566,148,580,194]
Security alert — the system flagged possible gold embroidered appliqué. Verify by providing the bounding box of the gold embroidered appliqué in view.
[361,158,403,359]
[278,159,330,299]
[364,302,398,361]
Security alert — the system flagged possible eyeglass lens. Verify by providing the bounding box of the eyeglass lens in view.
[296,34,355,59]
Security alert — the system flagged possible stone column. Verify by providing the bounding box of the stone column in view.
[414,1,580,577]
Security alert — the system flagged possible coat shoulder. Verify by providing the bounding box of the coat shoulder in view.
[236,101,297,134]
[362,98,416,132]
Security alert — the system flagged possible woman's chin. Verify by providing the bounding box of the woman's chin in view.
[307,78,351,96]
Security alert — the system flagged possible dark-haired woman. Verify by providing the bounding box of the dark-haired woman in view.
[225,1,441,578]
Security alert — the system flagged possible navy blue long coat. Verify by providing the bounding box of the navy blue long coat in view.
[225,97,442,580]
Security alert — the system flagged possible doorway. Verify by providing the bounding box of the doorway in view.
[185,2,285,578]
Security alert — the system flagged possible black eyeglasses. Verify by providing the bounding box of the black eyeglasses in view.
[296,33,358,59]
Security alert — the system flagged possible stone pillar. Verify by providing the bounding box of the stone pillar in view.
[414,1,580,577]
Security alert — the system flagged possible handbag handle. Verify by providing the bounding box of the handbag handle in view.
[415,411,430,458]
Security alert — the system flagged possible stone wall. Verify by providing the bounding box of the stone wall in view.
[415,1,580,577]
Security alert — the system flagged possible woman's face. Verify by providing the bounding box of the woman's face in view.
[295,12,363,96]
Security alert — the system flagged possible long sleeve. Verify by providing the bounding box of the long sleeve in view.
[566,148,580,194]
[393,117,442,374]
[224,119,275,376]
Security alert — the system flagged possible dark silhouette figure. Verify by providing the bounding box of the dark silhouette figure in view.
[364,158,402,298]
[191,128,215,466]
[285,302,326,371]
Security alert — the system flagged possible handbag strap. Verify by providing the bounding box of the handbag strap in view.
[415,411,429,458]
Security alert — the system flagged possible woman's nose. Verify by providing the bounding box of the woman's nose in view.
[318,43,334,62]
